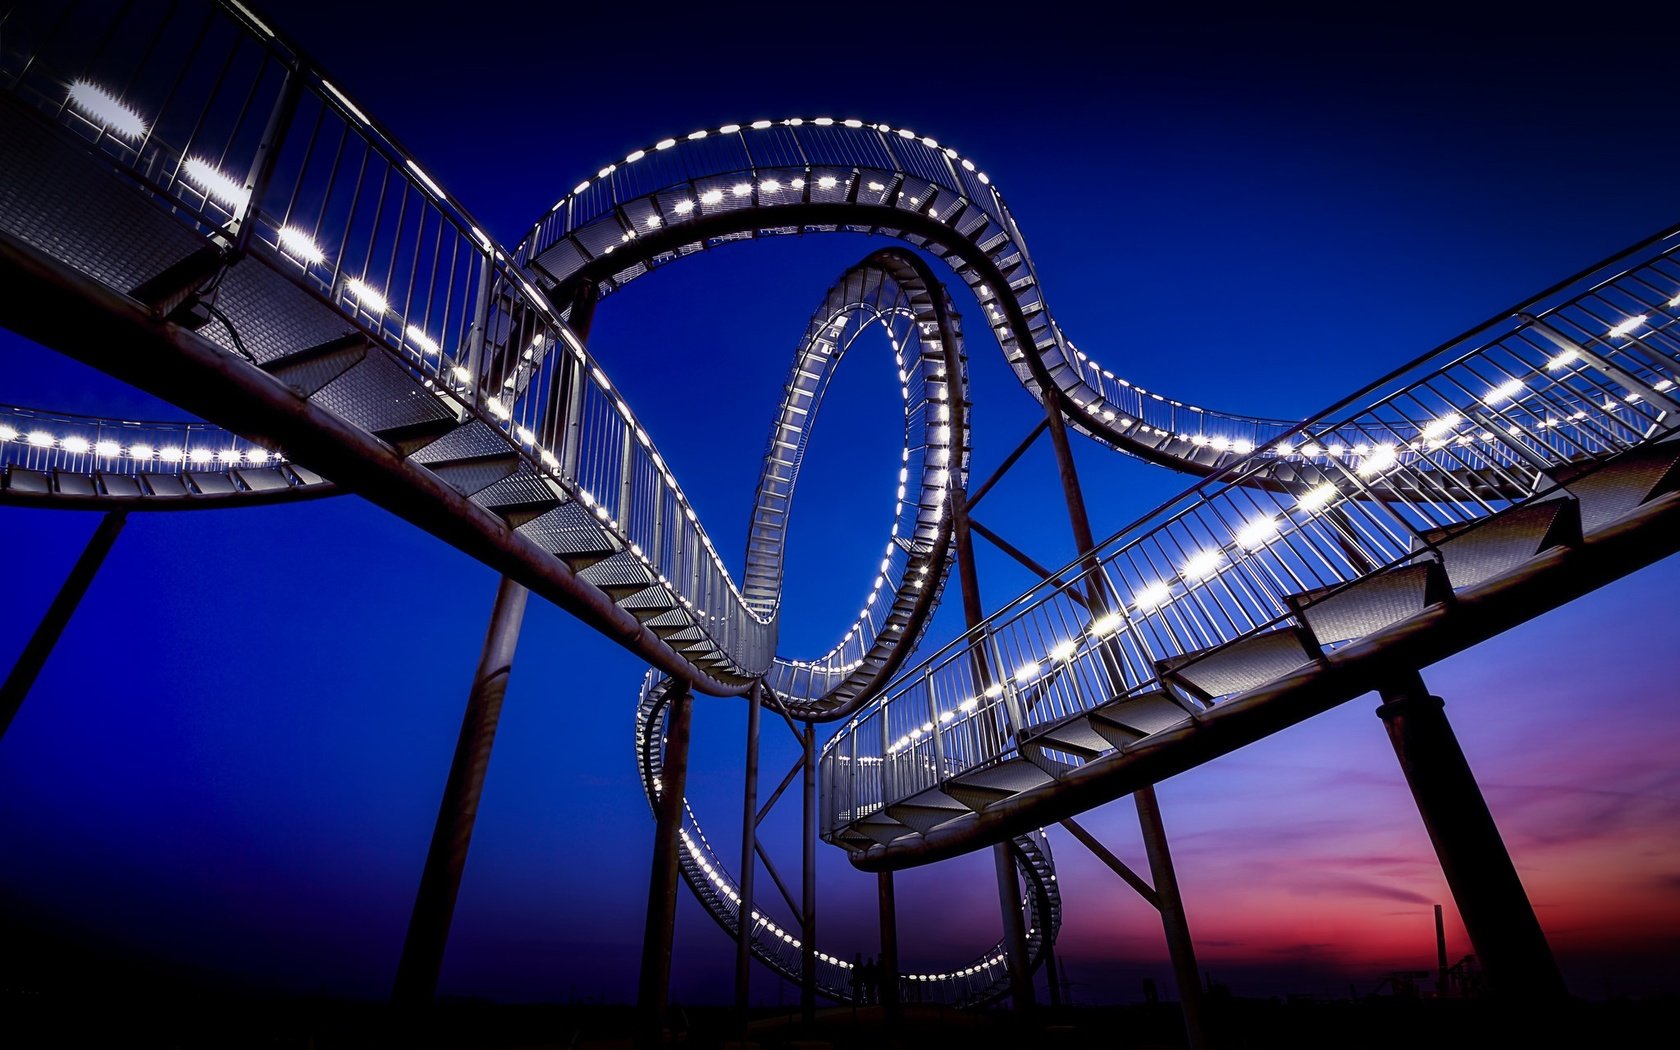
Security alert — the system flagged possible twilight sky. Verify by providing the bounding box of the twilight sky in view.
[3,0,1679,1005]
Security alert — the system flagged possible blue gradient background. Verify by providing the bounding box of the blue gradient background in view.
[2,1,1678,1005]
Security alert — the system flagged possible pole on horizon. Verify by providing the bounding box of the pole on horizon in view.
[636,681,693,1047]
[1,509,126,742]
[393,576,528,1004]
[1378,671,1566,1002]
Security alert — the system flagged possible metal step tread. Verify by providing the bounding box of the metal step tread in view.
[1288,560,1450,648]
[1157,625,1319,702]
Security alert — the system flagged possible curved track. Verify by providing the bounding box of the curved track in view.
[3,0,1679,1011]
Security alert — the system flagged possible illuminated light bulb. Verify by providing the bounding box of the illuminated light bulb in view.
[750,119,772,129]
[958,696,979,712]
[189,447,213,464]
[215,448,239,464]
[1235,515,1280,551]
[597,164,616,178]
[868,181,886,191]
[129,443,153,460]
[276,225,326,265]
[1190,434,1208,446]
[1209,436,1230,452]
[1233,438,1255,454]
[718,124,741,134]
[1089,612,1123,637]
[1015,660,1042,682]
[516,426,535,444]
[1048,639,1077,662]
[26,430,53,447]
[1300,442,1322,457]
[1133,582,1172,611]
[655,138,676,150]
[1546,349,1580,370]
[246,448,269,465]
[66,79,147,138]
[790,178,804,189]
[450,365,472,383]
[1327,443,1346,457]
[405,325,440,355]
[1296,482,1339,511]
[1356,443,1399,476]
[61,436,90,454]
[1276,442,1295,457]
[182,157,249,210]
[1482,378,1526,405]
[0,424,16,442]
[645,214,661,229]
[1353,443,1370,456]
[159,445,184,461]
[760,179,781,192]
[672,199,695,215]
[486,396,511,420]
[984,682,1004,698]
[688,129,708,140]
[1180,549,1223,581]
[94,439,121,457]
[1608,314,1648,338]
[699,189,724,206]
[1420,411,1462,441]
[731,183,752,197]
[1655,378,1676,391]
[817,175,838,189]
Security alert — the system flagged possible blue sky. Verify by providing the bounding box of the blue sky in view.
[2,0,1678,1004]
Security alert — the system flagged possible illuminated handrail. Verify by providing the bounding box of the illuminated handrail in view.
[0,403,283,476]
[819,223,1680,840]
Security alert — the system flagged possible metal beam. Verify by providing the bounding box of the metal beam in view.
[753,837,800,919]
[1059,817,1159,910]
[1377,672,1566,1002]
[1,509,125,741]
[1135,786,1209,1050]
[966,416,1048,511]
[969,516,1093,612]
[735,683,762,1015]
[877,870,900,1018]
[636,683,693,1047]
[393,576,528,1004]
[993,837,1036,1012]
[754,752,805,828]
[800,721,817,1022]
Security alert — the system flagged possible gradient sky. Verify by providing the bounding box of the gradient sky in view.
[3,0,1679,1007]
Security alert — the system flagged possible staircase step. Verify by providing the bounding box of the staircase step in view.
[1157,626,1319,703]
[1418,497,1581,591]
[943,757,1055,813]
[852,812,914,847]
[1549,439,1680,534]
[469,468,563,525]
[621,585,677,612]
[1087,691,1192,749]
[426,453,520,498]
[260,332,367,395]
[375,415,463,456]
[1288,561,1450,648]
[515,501,618,563]
[579,551,658,594]
[1018,715,1115,760]
[884,789,970,834]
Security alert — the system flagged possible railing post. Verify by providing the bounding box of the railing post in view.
[393,576,528,1005]
[636,682,693,1048]
[1377,671,1566,1002]
[0,509,126,741]
[735,682,762,1018]
[229,70,302,252]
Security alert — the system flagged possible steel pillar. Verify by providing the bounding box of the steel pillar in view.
[1377,673,1566,1002]
[1135,786,1209,1050]
[1,509,125,741]
[877,869,900,1018]
[393,576,528,1004]
[800,721,817,1022]
[636,682,693,1046]
[735,683,762,1015]
[950,487,1036,1012]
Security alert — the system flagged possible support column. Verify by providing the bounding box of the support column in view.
[1135,786,1209,1049]
[1,509,126,741]
[636,682,694,1046]
[877,870,900,1019]
[800,721,817,1023]
[994,841,1036,1012]
[735,683,762,1016]
[393,576,529,1003]
[1377,672,1566,1002]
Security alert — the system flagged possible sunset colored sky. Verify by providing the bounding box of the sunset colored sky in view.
[2,1,1678,1006]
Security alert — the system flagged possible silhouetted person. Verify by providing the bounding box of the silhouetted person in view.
[851,953,864,1005]
[862,955,879,1005]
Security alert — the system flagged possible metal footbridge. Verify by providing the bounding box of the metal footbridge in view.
[3,0,1678,1033]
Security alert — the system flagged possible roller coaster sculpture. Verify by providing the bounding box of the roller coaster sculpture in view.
[3,0,1680,1033]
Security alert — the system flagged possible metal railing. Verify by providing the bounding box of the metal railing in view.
[820,220,1680,840]
[0,402,285,478]
[1,0,772,675]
